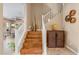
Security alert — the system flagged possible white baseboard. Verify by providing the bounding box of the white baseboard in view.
[65,45,77,55]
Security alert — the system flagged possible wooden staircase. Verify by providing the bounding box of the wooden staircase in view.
[20,31,42,54]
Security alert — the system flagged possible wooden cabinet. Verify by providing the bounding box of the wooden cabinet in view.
[47,30,65,48]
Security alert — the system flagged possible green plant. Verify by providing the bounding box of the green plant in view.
[8,42,15,51]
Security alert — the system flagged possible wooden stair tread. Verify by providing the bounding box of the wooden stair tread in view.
[23,41,42,48]
[28,31,42,35]
[24,39,42,48]
[27,37,42,39]
[20,48,42,54]
[25,39,42,42]
[27,35,42,39]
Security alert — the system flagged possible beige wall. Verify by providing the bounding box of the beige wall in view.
[0,3,3,54]
[44,4,64,30]
[31,4,43,30]
[27,3,64,30]
[63,4,79,54]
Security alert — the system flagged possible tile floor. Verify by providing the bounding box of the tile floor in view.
[47,48,76,55]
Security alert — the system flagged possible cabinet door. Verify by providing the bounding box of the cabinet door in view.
[56,31,64,47]
[47,31,56,48]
